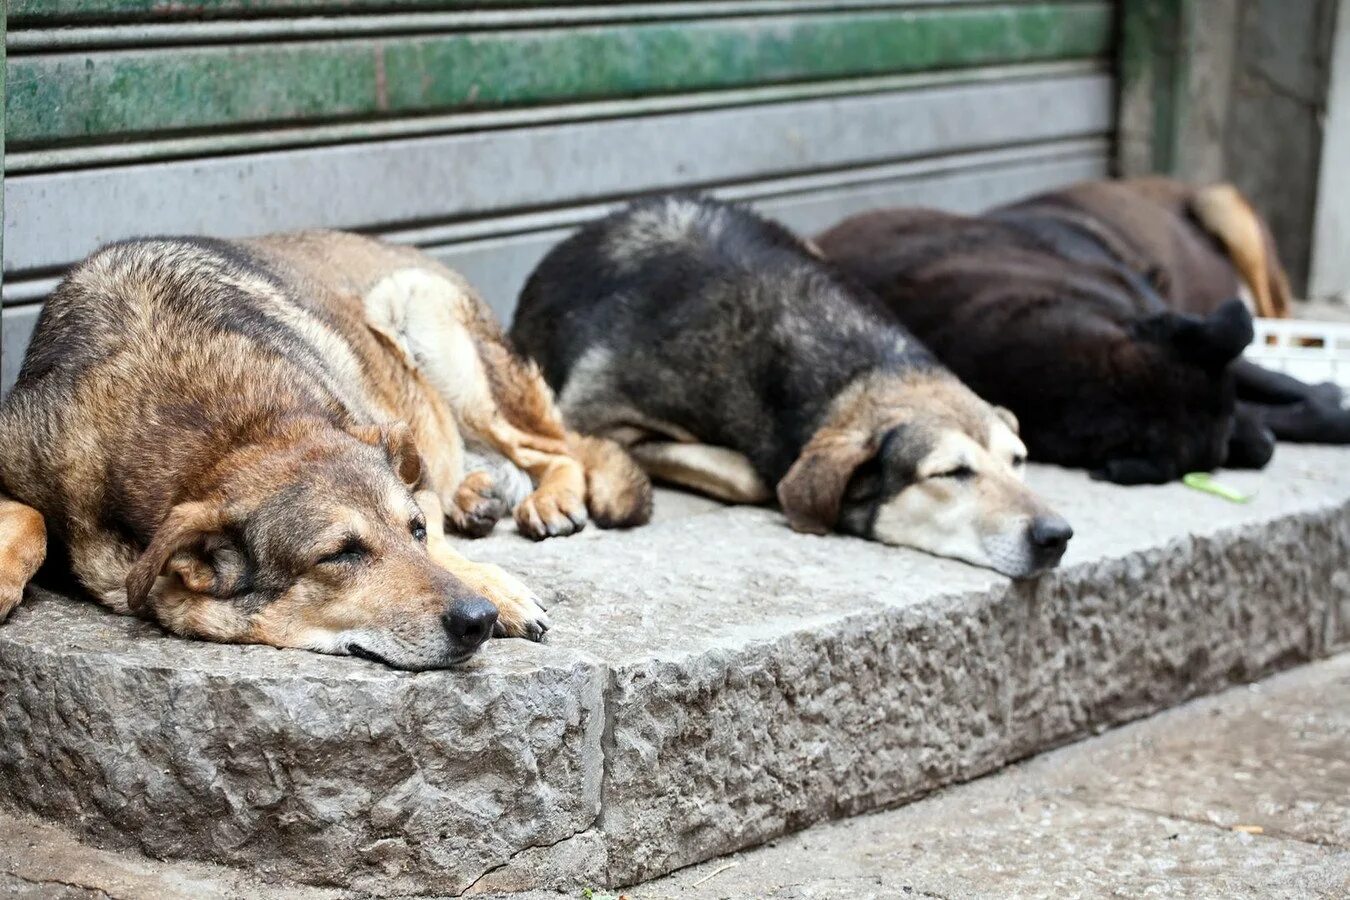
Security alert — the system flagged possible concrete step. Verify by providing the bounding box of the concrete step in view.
[625,651,1350,899]
[1,445,1348,896]
[5,653,1347,900]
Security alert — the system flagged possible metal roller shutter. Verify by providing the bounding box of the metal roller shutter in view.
[2,0,1117,393]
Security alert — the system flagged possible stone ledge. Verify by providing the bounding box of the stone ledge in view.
[2,445,1347,894]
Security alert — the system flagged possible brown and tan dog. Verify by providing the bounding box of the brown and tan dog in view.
[0,231,650,669]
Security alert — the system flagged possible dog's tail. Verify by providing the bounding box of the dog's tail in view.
[567,433,653,529]
[1190,183,1292,319]
[0,492,47,624]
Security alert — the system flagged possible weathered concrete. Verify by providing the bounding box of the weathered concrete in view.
[1,445,1348,894]
[0,602,607,895]
[5,652,1348,899]
[636,652,1350,900]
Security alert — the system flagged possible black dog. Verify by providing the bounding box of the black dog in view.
[511,194,1073,577]
[817,178,1349,484]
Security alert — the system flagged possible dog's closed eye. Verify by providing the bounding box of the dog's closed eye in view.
[933,465,975,480]
[318,538,370,567]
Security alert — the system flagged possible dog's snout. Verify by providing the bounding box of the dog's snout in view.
[1030,515,1073,552]
[443,597,498,652]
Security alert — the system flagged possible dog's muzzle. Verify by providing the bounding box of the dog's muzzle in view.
[442,596,498,655]
[1025,514,1073,573]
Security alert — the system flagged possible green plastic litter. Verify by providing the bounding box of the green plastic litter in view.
[1182,472,1253,503]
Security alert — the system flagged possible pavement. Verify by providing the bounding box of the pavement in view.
[3,652,1347,899]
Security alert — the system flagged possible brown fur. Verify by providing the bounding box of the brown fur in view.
[0,231,652,667]
[1007,176,1292,318]
[778,370,989,534]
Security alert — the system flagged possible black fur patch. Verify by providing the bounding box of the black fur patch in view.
[511,193,940,485]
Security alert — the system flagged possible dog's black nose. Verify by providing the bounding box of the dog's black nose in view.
[443,597,498,652]
[1030,515,1074,552]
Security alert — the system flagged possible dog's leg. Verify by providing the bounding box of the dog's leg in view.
[1232,358,1344,407]
[630,441,772,504]
[365,268,591,540]
[363,270,533,537]
[1245,399,1350,445]
[567,432,653,528]
[414,490,549,640]
[0,498,47,623]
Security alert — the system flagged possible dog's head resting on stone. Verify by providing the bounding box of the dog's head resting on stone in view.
[1007,297,1255,485]
[777,370,1073,578]
[123,420,499,669]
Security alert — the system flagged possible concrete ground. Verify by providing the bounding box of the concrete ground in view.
[3,653,1347,899]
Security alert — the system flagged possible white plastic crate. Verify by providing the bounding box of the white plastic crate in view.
[1245,317,1350,392]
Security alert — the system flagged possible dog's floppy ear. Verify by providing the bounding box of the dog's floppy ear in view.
[1132,298,1253,370]
[993,405,1020,434]
[125,501,246,613]
[777,423,884,535]
[347,421,423,487]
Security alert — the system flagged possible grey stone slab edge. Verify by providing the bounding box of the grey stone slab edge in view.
[592,504,1350,888]
[2,498,1345,895]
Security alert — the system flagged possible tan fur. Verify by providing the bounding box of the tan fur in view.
[1190,183,1292,319]
[777,370,985,533]
[0,500,46,622]
[567,433,655,526]
[0,231,651,664]
[629,441,771,504]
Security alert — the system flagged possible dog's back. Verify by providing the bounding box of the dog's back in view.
[997,177,1291,318]
[3,236,381,536]
[513,194,922,480]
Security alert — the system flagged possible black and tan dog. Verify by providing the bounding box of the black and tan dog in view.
[511,194,1072,578]
[818,177,1350,485]
[0,231,650,669]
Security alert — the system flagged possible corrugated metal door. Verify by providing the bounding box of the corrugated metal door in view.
[2,0,1117,392]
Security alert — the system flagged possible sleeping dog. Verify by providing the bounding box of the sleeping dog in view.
[817,177,1350,485]
[0,231,650,669]
[511,194,1072,578]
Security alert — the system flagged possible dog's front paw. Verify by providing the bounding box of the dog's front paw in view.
[515,490,588,541]
[448,471,511,538]
[493,591,551,642]
[466,563,550,641]
[0,581,24,624]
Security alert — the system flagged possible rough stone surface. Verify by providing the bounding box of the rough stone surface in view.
[5,653,1348,899]
[0,597,606,895]
[1,445,1348,894]
[635,653,1350,900]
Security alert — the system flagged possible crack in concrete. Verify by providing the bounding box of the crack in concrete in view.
[3,869,120,900]
[458,660,618,895]
[1083,798,1346,851]
[595,664,620,835]
[1240,66,1323,110]
[457,823,598,896]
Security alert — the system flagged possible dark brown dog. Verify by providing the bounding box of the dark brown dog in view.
[0,231,650,668]
[818,177,1349,484]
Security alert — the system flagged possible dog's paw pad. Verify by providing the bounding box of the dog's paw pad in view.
[493,594,551,642]
[449,471,510,538]
[515,491,587,541]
